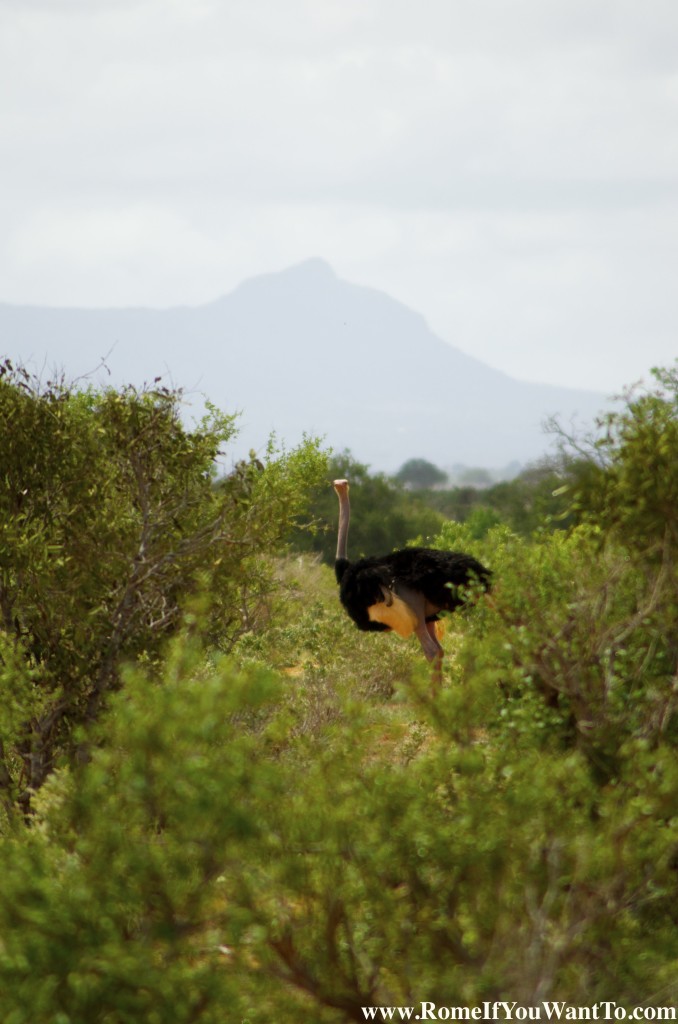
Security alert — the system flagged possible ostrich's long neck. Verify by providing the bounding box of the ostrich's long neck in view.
[334,479,350,578]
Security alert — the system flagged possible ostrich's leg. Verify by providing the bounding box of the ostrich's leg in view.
[392,583,445,686]
[426,620,443,687]
[413,618,443,660]
[413,617,444,688]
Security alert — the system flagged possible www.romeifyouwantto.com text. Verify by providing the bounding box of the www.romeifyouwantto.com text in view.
[361,1003,677,1021]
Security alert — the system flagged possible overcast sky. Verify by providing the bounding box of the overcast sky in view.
[1,0,677,393]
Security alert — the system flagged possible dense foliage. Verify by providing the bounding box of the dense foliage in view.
[0,361,326,817]
[292,451,594,561]
[0,361,677,1022]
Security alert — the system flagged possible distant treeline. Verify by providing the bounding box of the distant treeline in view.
[290,449,596,562]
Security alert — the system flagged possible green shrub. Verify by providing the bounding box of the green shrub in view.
[2,363,677,1021]
[2,617,676,1024]
[0,363,326,816]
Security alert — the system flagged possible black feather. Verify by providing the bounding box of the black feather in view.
[336,547,491,633]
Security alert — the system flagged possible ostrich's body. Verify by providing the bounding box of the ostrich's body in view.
[333,479,491,680]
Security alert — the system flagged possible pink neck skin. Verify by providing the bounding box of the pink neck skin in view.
[333,479,350,562]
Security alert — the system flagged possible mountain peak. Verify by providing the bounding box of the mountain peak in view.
[225,257,337,304]
[274,258,337,286]
[1,262,609,470]
[280,257,337,280]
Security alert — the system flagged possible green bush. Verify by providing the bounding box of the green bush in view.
[568,363,678,562]
[2,612,675,1023]
[0,363,326,816]
[1,362,677,1021]
[0,638,279,1024]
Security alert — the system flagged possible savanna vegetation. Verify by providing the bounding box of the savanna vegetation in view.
[292,446,595,563]
[0,358,677,1022]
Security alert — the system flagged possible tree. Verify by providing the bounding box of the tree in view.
[0,362,326,817]
[564,363,678,561]
[395,457,448,490]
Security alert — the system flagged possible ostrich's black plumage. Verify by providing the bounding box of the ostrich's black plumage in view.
[335,547,491,633]
[332,478,491,678]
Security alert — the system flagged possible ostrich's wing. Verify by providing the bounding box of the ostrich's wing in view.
[367,587,418,638]
[384,548,491,610]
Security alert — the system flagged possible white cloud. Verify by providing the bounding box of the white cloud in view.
[1,0,677,390]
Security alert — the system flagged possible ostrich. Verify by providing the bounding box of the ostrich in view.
[333,478,491,682]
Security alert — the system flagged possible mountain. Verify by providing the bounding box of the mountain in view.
[0,258,608,472]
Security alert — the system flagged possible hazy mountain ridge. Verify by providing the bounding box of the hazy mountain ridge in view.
[0,258,609,471]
